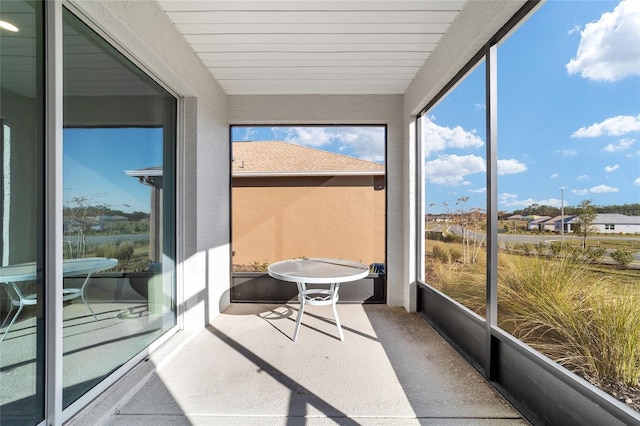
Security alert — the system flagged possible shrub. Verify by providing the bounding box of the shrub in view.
[432,245,450,262]
[449,247,462,262]
[442,233,462,244]
[549,241,563,256]
[535,242,548,256]
[520,243,535,255]
[611,248,633,268]
[95,242,134,261]
[583,246,605,262]
[233,260,270,272]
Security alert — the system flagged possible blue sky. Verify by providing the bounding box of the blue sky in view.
[233,0,639,214]
[422,0,639,213]
[64,127,163,213]
[232,125,386,163]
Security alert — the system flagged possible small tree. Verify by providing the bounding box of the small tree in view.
[574,199,597,249]
[63,196,108,258]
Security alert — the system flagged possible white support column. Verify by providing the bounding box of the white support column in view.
[45,1,64,424]
[405,116,418,312]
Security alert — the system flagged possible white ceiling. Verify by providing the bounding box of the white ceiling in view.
[156,0,468,95]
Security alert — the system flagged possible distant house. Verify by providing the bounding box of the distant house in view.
[567,213,640,234]
[232,141,385,267]
[528,216,551,231]
[541,215,576,233]
[507,214,523,220]
[94,215,128,222]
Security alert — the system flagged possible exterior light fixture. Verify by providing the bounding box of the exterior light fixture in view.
[0,20,19,32]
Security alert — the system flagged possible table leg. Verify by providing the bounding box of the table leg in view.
[331,282,344,341]
[293,281,305,342]
[79,273,98,321]
[0,283,27,342]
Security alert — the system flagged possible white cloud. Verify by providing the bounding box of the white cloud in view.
[604,137,636,152]
[556,148,577,157]
[550,173,559,178]
[272,126,385,162]
[572,184,619,196]
[331,127,385,162]
[566,0,640,82]
[273,126,331,147]
[498,194,563,208]
[567,24,581,36]
[577,174,590,180]
[604,164,619,172]
[635,177,640,185]
[499,193,518,202]
[422,116,484,157]
[591,184,619,193]
[474,103,486,110]
[469,187,486,193]
[497,159,527,175]
[425,155,526,186]
[241,127,257,140]
[572,114,640,138]
[425,154,484,186]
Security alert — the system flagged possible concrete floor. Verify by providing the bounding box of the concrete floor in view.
[69,304,530,425]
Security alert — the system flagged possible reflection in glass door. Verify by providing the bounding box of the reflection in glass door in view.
[61,9,176,408]
[0,1,45,424]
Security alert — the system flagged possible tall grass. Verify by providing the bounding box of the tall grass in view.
[430,254,486,316]
[429,252,640,386]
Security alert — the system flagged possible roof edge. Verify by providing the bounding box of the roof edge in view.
[233,170,385,178]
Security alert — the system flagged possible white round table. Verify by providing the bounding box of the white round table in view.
[268,258,370,341]
[0,257,118,341]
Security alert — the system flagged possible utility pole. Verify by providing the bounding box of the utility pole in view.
[560,187,565,247]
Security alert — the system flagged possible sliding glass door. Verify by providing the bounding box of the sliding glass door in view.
[62,8,177,408]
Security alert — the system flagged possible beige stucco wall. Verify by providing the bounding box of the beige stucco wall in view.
[232,176,385,268]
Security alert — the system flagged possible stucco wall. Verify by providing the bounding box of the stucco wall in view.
[232,176,385,268]
[71,0,230,329]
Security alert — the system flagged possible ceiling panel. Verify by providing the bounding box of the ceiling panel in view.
[159,1,467,12]
[157,0,468,95]
[0,1,469,97]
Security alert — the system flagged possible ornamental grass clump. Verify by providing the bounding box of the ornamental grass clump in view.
[498,254,640,387]
[588,288,640,386]
[431,258,485,315]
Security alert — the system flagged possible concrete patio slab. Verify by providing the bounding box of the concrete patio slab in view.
[69,304,529,425]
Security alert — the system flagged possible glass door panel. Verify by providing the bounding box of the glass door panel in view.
[0,1,45,424]
[61,8,176,408]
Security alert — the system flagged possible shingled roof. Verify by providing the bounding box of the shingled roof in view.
[232,141,384,176]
